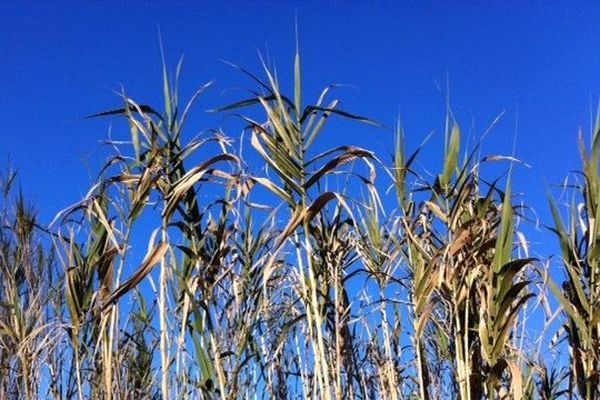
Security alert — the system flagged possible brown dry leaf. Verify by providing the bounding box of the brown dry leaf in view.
[102,240,169,310]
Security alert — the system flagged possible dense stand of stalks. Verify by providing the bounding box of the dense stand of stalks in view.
[1,48,599,399]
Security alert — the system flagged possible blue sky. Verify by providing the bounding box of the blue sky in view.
[2,1,600,258]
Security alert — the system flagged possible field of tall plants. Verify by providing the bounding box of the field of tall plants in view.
[1,47,599,399]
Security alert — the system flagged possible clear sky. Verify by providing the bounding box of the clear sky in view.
[2,1,600,256]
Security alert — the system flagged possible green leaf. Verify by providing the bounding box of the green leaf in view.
[294,37,302,118]
[493,175,514,270]
[440,123,460,190]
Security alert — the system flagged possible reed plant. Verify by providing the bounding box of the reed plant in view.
[2,44,597,400]
[547,112,600,400]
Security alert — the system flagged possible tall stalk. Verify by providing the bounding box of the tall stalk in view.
[548,116,600,400]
